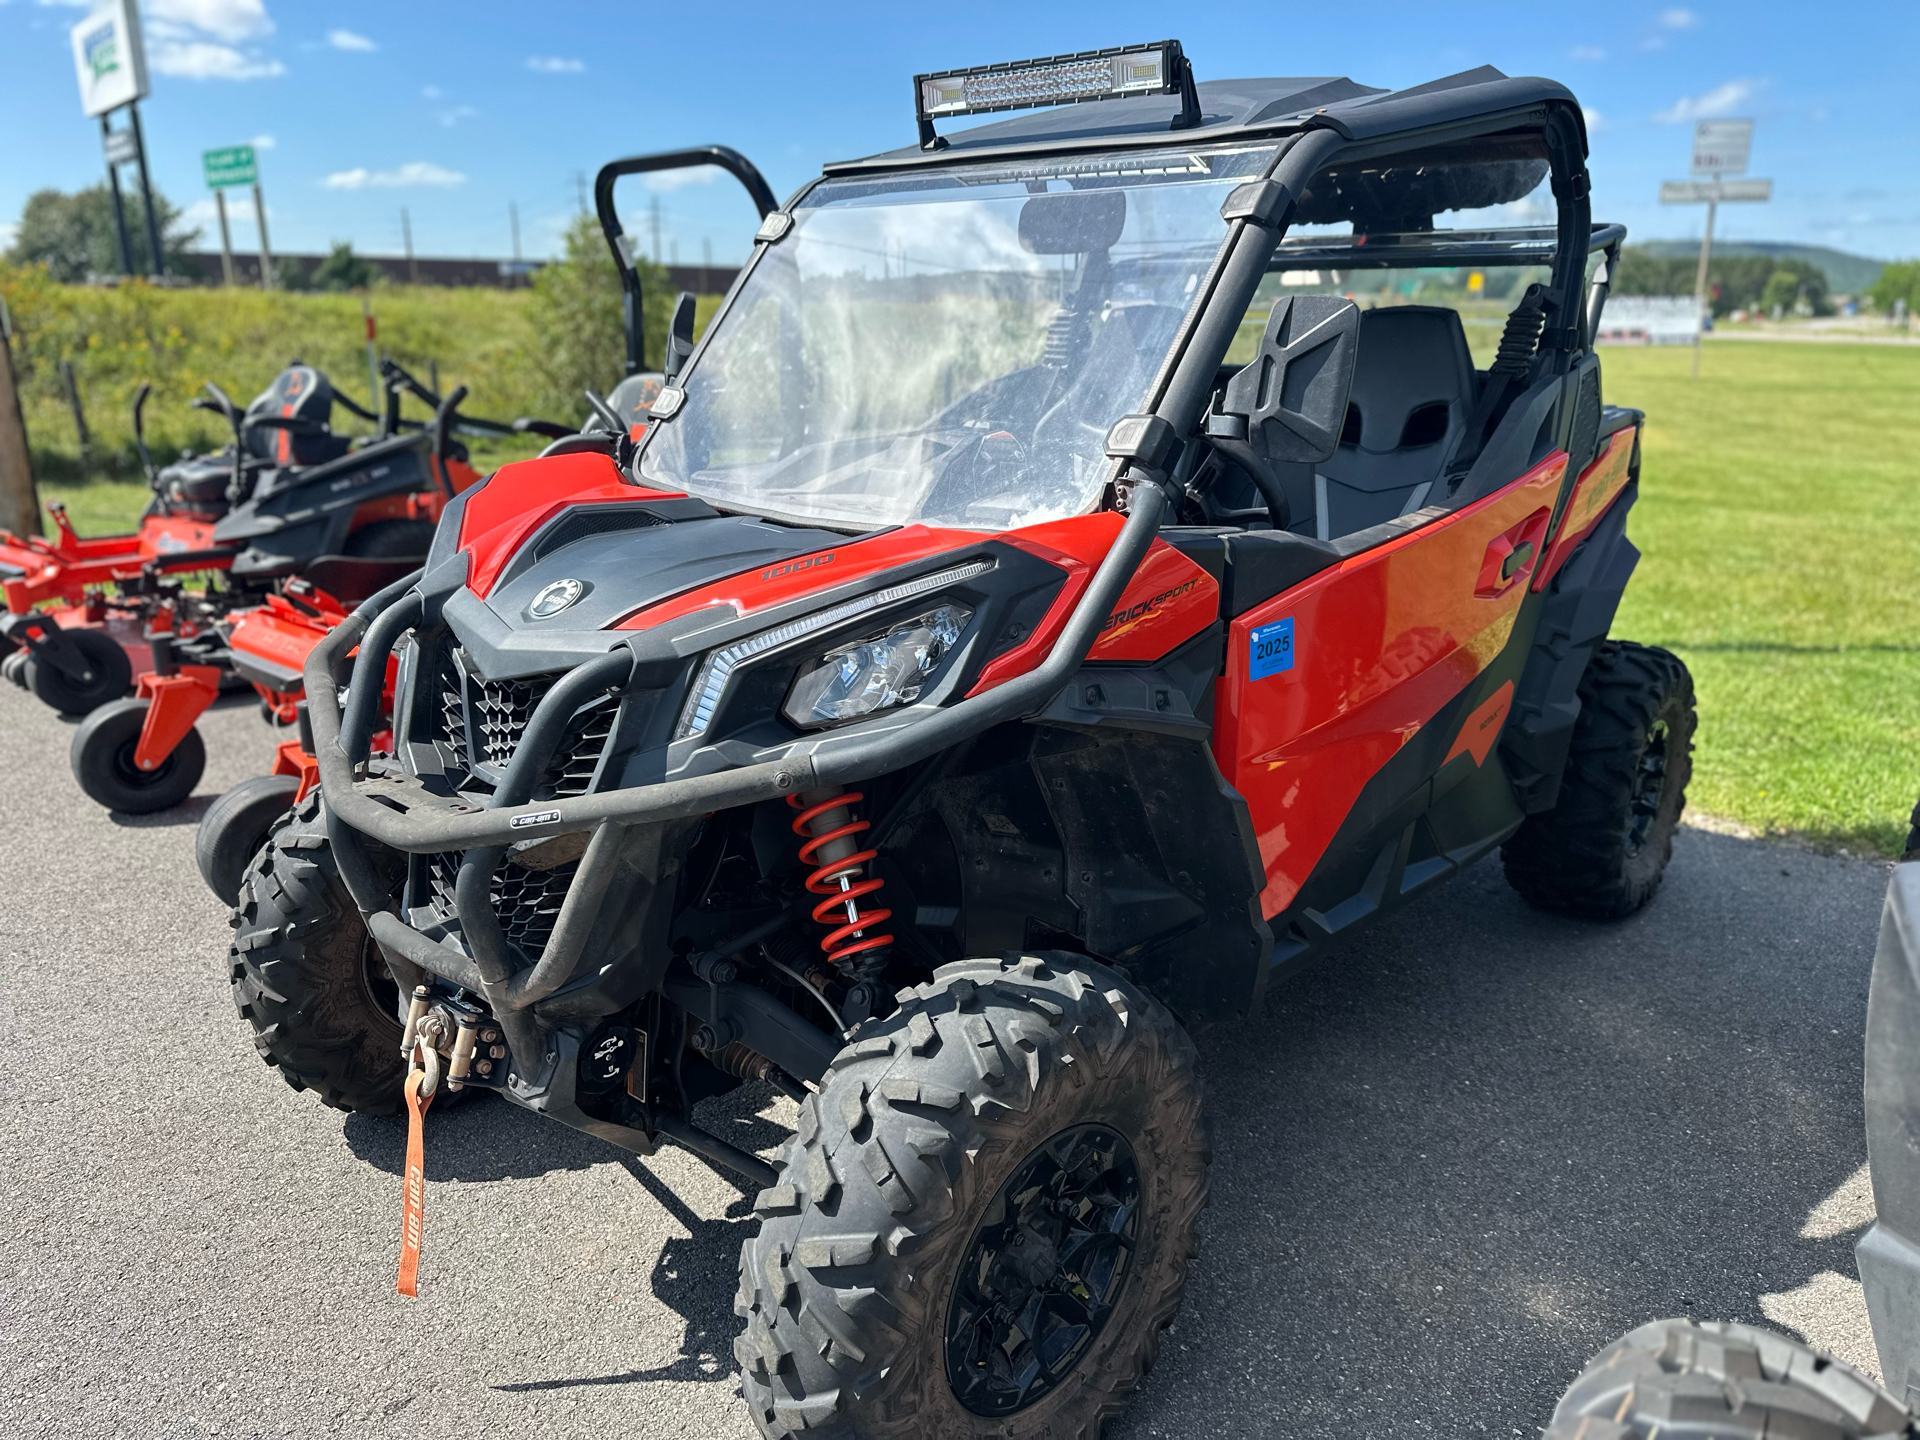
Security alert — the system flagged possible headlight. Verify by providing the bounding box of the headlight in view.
[673,559,990,742]
[782,604,972,729]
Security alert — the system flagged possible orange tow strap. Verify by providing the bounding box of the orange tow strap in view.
[396,1068,433,1297]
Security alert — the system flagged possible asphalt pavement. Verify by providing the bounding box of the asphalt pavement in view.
[0,680,1896,1438]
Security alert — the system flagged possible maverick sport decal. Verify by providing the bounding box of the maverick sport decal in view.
[1102,577,1199,634]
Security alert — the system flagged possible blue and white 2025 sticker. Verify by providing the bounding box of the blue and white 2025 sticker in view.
[1249,616,1295,680]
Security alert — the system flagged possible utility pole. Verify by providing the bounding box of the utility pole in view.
[574,170,587,215]
[510,201,522,261]
[402,206,418,284]
[0,298,40,541]
[702,236,713,295]
[650,196,662,264]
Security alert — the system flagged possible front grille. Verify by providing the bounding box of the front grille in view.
[421,649,622,957]
[425,852,581,959]
[435,653,618,798]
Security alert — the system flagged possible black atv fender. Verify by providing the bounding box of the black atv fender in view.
[1500,474,1642,815]
[212,431,438,578]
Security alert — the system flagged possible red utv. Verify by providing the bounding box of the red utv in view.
[229,48,1693,1439]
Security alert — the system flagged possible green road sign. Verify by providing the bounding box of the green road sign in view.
[202,145,257,190]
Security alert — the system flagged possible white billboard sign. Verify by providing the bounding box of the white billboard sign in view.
[1596,296,1703,346]
[1691,119,1753,176]
[70,0,150,119]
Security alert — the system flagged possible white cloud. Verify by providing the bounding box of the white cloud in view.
[437,104,479,128]
[525,55,583,73]
[0,223,17,252]
[421,84,442,100]
[151,40,284,79]
[149,0,273,42]
[1582,107,1607,132]
[327,28,375,51]
[250,132,275,149]
[1570,45,1606,61]
[1660,7,1700,27]
[1654,78,1761,124]
[323,161,466,190]
[645,168,715,193]
[181,196,273,226]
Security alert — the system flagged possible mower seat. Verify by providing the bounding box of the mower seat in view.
[154,452,237,509]
[242,364,352,468]
[1310,306,1476,541]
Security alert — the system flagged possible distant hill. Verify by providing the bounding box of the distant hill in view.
[1638,241,1885,294]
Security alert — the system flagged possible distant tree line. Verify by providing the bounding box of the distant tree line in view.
[1612,247,1833,317]
[1867,261,1920,316]
[6,186,385,294]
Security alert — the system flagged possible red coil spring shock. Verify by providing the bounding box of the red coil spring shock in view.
[788,790,893,965]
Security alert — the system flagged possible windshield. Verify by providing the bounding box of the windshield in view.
[639,144,1279,532]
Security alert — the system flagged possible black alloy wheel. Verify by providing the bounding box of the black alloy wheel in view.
[945,1123,1141,1416]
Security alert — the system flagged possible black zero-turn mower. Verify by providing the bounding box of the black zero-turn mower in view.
[229,46,1695,1437]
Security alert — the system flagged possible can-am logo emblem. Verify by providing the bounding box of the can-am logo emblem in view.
[530,578,587,618]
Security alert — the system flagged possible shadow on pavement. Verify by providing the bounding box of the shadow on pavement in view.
[107,794,218,827]
[1115,826,1889,1437]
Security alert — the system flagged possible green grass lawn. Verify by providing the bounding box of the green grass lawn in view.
[23,339,1916,855]
[1605,341,1920,855]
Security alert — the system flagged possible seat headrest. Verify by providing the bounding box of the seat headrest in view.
[1347,306,1476,452]
[243,364,337,465]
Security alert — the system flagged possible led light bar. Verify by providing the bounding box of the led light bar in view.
[914,40,1199,150]
[674,559,995,743]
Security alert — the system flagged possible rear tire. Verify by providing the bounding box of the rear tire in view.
[1546,1318,1914,1438]
[227,791,407,1115]
[2,649,30,688]
[735,952,1209,1439]
[70,697,205,813]
[27,626,133,716]
[1902,793,1918,863]
[1503,639,1695,918]
[196,773,302,905]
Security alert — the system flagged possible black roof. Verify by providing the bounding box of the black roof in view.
[826,66,1584,175]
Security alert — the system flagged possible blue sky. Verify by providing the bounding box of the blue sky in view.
[3,1,1917,267]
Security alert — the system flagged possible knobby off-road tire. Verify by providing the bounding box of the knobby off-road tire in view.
[735,952,1209,1439]
[1545,1318,1918,1439]
[70,697,206,813]
[28,626,133,716]
[227,791,408,1115]
[196,772,302,905]
[1504,639,1696,919]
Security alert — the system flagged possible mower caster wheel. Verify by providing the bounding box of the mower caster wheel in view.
[1502,639,1695,919]
[736,952,1209,1439]
[27,626,133,716]
[2,649,29,689]
[70,697,205,814]
[1546,1318,1912,1438]
[197,773,302,906]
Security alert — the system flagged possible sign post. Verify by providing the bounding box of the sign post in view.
[202,145,258,287]
[1659,119,1771,377]
[71,0,162,279]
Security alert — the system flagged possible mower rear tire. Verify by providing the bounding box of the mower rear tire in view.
[2,649,29,688]
[196,773,302,905]
[1503,640,1695,919]
[735,952,1209,1440]
[1545,1318,1913,1438]
[1902,793,1919,863]
[70,697,205,813]
[227,791,407,1115]
[27,626,133,716]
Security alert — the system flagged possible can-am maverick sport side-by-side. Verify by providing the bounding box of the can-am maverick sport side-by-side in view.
[235,46,1692,1439]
